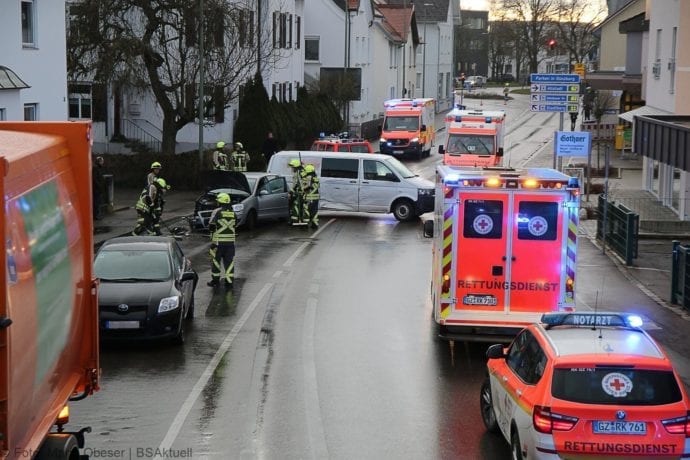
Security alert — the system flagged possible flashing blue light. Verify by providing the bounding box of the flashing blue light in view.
[455,116,462,122]
[445,173,461,183]
[319,132,326,138]
[412,101,418,107]
[485,117,492,123]
[627,315,643,328]
[568,177,580,188]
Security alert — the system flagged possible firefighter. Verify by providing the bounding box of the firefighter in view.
[288,159,306,225]
[303,164,320,229]
[231,141,249,172]
[147,161,162,186]
[150,178,169,235]
[132,178,161,235]
[213,141,230,171]
[207,192,236,288]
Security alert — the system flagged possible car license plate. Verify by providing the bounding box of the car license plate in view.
[593,421,647,435]
[393,150,404,154]
[463,294,497,306]
[105,320,140,330]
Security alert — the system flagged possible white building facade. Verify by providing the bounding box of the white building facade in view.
[0,0,68,121]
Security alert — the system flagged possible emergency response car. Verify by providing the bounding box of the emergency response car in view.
[438,108,506,167]
[424,165,580,341]
[310,134,374,153]
[482,312,690,459]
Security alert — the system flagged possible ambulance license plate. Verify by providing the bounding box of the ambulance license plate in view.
[592,421,646,435]
[105,320,140,329]
[463,295,497,306]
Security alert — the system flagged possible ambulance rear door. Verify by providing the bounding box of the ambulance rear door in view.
[455,190,511,312]
[508,192,567,311]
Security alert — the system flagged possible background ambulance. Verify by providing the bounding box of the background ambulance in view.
[424,165,580,342]
[438,108,506,167]
[379,98,436,160]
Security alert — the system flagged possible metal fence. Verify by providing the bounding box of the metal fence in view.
[596,194,639,265]
[672,241,690,309]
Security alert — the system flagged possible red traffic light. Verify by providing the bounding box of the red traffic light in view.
[548,39,557,50]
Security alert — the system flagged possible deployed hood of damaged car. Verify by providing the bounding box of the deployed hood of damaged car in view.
[200,170,251,195]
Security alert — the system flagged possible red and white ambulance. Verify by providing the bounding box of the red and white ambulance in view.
[424,165,580,342]
[438,108,506,167]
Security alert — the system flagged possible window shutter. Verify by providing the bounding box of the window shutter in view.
[92,83,107,122]
[287,13,292,49]
[273,11,278,48]
[214,86,224,123]
[296,16,301,49]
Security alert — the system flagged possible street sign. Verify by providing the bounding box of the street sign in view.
[554,131,592,157]
[530,94,579,103]
[573,63,586,78]
[530,84,580,93]
[530,73,581,84]
[531,104,579,113]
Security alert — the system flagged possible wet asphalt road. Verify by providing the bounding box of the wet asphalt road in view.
[71,93,690,459]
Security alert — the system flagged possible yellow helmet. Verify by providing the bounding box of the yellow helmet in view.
[288,159,301,168]
[304,164,316,174]
[216,141,225,149]
[151,161,162,169]
[234,142,243,149]
[216,192,231,204]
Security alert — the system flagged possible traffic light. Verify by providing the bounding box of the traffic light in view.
[548,39,557,50]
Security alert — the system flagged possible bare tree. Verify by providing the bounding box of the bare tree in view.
[500,0,559,74]
[67,0,278,154]
[554,0,606,65]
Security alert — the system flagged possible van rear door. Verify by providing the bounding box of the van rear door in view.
[320,157,359,211]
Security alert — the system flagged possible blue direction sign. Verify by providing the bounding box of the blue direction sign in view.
[530,104,579,113]
[530,73,581,84]
[530,93,579,103]
[530,84,580,93]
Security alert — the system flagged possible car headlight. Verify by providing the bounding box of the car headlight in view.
[379,137,387,143]
[232,203,244,213]
[410,137,419,143]
[418,188,434,196]
[158,296,180,313]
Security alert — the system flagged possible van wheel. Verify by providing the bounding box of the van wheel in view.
[392,199,415,222]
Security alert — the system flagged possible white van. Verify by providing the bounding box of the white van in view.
[267,151,435,221]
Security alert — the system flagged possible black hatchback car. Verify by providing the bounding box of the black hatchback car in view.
[94,236,198,344]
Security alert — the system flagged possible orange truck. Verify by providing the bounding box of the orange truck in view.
[424,165,580,342]
[379,98,436,160]
[438,108,506,167]
[0,122,99,459]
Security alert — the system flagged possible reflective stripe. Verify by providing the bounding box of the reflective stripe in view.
[210,209,236,243]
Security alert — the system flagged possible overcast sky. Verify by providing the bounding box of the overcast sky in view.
[460,0,608,16]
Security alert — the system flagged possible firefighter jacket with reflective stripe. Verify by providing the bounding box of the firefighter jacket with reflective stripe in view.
[232,150,249,172]
[135,184,157,213]
[291,167,306,193]
[209,206,236,243]
[213,150,229,171]
[304,173,320,201]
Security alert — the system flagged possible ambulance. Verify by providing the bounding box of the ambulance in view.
[438,108,506,167]
[379,98,436,160]
[424,165,580,342]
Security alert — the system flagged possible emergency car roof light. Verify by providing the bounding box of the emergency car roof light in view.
[486,177,501,187]
[445,173,461,183]
[567,177,580,189]
[485,117,492,123]
[541,312,642,329]
[523,178,539,188]
[319,132,326,138]
[455,116,462,122]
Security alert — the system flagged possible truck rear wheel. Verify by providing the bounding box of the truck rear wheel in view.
[36,433,79,460]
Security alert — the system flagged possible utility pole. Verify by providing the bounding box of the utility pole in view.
[197,0,205,168]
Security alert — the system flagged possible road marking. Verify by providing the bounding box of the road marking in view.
[303,290,329,459]
[154,283,273,458]
[283,219,334,267]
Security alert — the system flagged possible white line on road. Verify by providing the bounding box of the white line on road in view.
[154,283,273,458]
[283,219,334,267]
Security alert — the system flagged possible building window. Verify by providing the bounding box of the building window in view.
[24,103,38,121]
[22,0,35,47]
[305,37,319,61]
[0,108,5,121]
[68,84,92,119]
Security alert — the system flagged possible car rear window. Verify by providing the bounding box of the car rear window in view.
[552,366,683,405]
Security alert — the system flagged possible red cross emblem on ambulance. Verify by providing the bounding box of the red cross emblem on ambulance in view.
[602,372,633,398]
[473,214,493,235]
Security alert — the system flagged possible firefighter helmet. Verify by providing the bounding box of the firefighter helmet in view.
[216,192,231,204]
[155,178,168,189]
[216,141,225,149]
[288,159,301,168]
[304,164,316,174]
[234,142,243,149]
[151,161,162,169]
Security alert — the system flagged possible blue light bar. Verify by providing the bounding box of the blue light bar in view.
[541,312,643,329]
[444,173,461,183]
[485,117,492,123]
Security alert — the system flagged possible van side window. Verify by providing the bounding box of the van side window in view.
[321,158,358,179]
[363,160,398,182]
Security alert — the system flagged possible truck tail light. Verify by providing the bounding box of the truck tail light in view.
[566,278,574,295]
[442,274,451,294]
[662,412,690,436]
[533,406,578,433]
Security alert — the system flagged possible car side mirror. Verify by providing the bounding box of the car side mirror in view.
[421,124,427,131]
[258,189,268,196]
[497,147,504,157]
[486,344,506,359]
[423,220,434,238]
[181,271,196,283]
[438,145,445,154]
